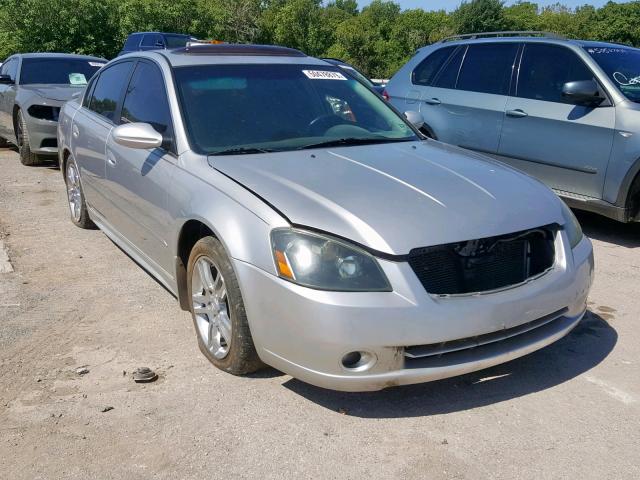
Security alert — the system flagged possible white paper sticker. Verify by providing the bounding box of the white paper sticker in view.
[89,62,106,67]
[302,70,347,80]
[69,73,87,85]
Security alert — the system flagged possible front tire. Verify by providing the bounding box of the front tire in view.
[187,236,262,375]
[65,157,95,229]
[16,110,42,166]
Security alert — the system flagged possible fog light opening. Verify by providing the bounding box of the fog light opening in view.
[341,351,376,372]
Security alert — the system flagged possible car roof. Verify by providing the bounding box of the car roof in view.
[126,44,330,67]
[128,31,191,37]
[429,33,636,51]
[15,52,106,61]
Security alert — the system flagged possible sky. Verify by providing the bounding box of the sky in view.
[357,0,633,11]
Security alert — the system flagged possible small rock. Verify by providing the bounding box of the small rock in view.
[100,406,114,413]
[76,366,89,376]
[133,367,157,383]
[337,408,348,415]
[36,378,41,383]
[122,370,127,376]
[441,439,448,445]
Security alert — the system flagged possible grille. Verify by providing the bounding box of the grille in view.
[408,226,556,295]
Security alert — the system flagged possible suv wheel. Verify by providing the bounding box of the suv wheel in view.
[187,236,262,375]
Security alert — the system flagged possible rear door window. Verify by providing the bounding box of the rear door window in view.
[456,43,519,95]
[123,34,142,50]
[432,46,466,89]
[120,61,172,139]
[517,43,595,103]
[412,46,456,86]
[87,61,133,122]
[141,34,162,48]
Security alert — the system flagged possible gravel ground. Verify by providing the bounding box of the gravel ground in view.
[0,148,639,479]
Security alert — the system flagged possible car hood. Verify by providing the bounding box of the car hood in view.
[209,141,564,255]
[20,85,83,102]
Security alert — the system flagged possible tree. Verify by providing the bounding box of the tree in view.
[452,0,508,34]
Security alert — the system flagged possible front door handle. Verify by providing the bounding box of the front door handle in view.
[424,97,441,105]
[72,124,79,138]
[506,109,528,118]
[106,152,117,167]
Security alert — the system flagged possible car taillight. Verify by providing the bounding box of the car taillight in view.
[382,89,390,101]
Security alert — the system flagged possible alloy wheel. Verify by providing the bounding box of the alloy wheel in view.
[66,161,82,222]
[191,256,232,359]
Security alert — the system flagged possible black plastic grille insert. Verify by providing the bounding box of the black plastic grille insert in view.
[408,226,556,295]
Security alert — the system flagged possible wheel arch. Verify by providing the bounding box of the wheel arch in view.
[419,122,437,140]
[175,219,219,310]
[614,156,640,221]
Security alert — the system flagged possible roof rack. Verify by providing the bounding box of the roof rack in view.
[439,31,565,43]
[174,43,306,57]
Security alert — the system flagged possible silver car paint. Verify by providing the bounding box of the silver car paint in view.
[386,37,640,222]
[0,53,106,155]
[59,50,593,391]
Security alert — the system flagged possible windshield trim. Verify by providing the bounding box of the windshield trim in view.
[171,62,422,156]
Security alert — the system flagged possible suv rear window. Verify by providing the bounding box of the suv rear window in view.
[456,43,519,95]
[412,46,456,86]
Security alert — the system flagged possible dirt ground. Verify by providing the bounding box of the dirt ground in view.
[0,148,639,480]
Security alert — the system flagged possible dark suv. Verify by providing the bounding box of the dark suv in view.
[118,32,196,56]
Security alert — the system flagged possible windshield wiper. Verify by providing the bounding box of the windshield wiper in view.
[297,137,412,150]
[212,147,275,155]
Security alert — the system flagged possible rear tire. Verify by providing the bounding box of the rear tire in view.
[187,236,263,375]
[64,157,95,229]
[16,110,42,166]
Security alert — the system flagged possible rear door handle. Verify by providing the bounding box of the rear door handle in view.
[506,109,528,118]
[423,97,441,105]
[72,124,79,138]
[106,152,117,167]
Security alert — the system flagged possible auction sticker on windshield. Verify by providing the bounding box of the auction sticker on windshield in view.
[302,70,347,80]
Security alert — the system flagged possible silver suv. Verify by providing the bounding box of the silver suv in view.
[58,44,593,392]
[386,31,640,223]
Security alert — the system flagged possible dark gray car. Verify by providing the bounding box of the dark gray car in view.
[386,31,640,223]
[0,53,106,165]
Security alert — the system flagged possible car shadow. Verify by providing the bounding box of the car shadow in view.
[282,311,616,418]
[575,210,640,248]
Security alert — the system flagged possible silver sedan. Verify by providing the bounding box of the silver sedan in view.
[57,44,593,392]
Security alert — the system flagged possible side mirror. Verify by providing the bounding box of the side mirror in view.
[112,122,163,149]
[0,74,14,85]
[562,80,604,107]
[404,110,424,129]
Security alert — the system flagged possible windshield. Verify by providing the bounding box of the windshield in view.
[20,58,105,86]
[174,64,416,155]
[585,46,640,103]
[165,35,191,48]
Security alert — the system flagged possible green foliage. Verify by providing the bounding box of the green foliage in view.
[453,0,508,33]
[1,0,640,78]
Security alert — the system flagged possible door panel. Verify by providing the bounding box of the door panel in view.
[72,109,112,216]
[104,138,174,275]
[104,60,175,275]
[498,99,615,197]
[421,87,510,152]
[497,43,615,198]
[418,42,519,154]
[0,58,19,139]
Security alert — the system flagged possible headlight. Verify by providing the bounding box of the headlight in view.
[560,201,583,249]
[271,229,391,291]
